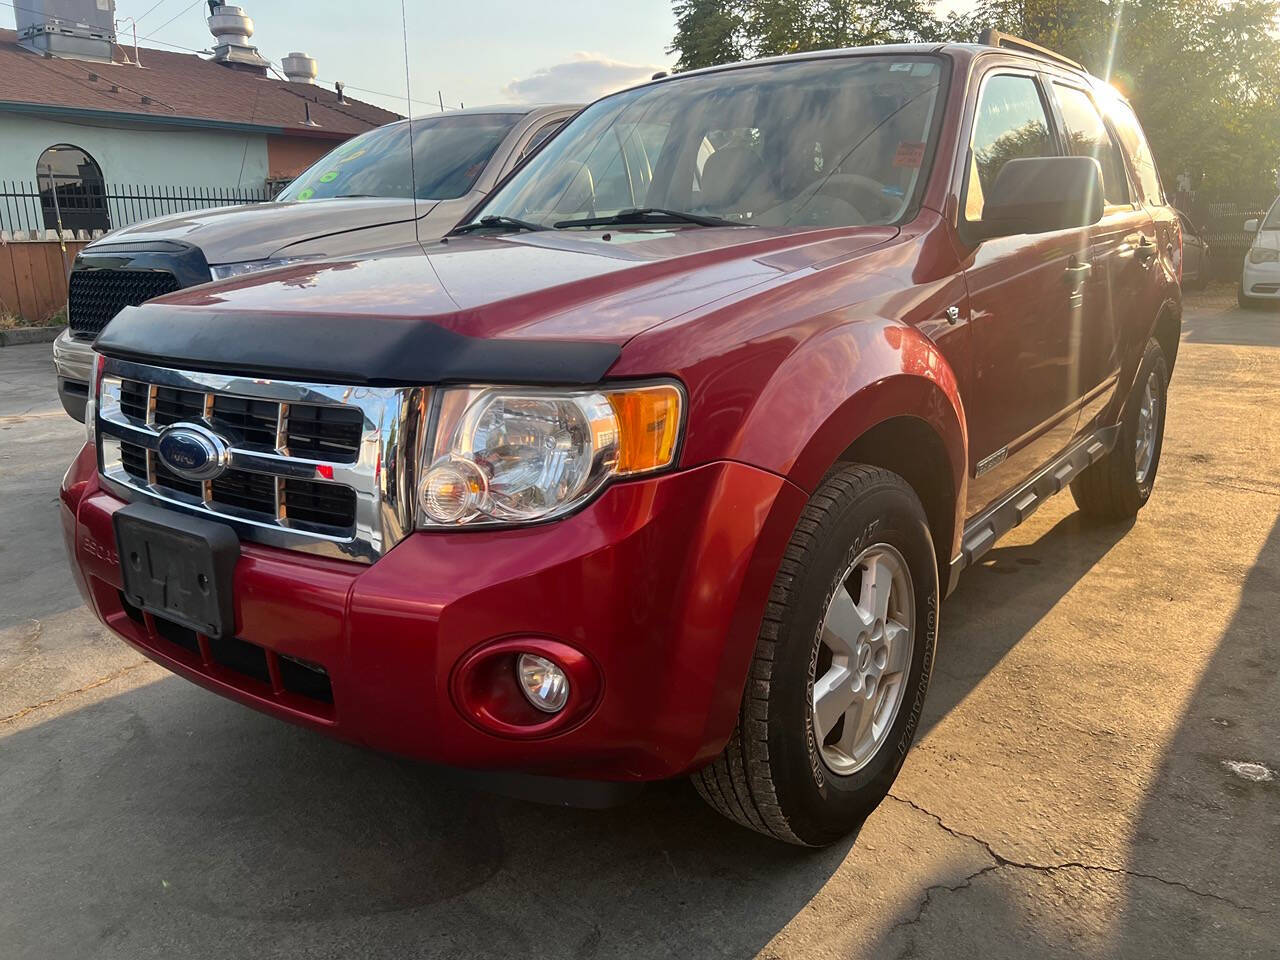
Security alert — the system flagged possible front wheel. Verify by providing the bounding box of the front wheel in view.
[693,465,938,846]
[1071,338,1169,522]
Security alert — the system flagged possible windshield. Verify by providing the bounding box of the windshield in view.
[1262,196,1280,230]
[278,113,523,203]
[471,55,945,231]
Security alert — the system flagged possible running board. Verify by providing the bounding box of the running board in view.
[946,425,1120,594]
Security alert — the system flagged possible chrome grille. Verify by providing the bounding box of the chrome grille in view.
[94,357,425,563]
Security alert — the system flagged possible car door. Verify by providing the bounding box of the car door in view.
[1179,213,1203,280]
[958,70,1092,517]
[1046,80,1153,436]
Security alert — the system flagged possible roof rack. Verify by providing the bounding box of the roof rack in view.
[978,28,1084,72]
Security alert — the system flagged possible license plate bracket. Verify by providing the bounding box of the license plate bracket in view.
[113,503,240,639]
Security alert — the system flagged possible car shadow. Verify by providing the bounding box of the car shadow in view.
[0,501,1146,959]
[1107,511,1280,941]
[917,510,1134,742]
[0,673,858,959]
[1181,299,1280,348]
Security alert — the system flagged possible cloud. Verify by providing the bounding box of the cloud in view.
[501,52,668,104]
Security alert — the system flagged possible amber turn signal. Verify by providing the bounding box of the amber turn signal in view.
[606,384,683,475]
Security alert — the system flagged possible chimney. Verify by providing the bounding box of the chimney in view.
[207,3,270,75]
[16,0,117,63]
[282,51,318,84]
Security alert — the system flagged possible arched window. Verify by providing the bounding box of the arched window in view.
[36,144,110,233]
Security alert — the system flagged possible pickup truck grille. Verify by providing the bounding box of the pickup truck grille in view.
[68,268,183,341]
[95,358,424,563]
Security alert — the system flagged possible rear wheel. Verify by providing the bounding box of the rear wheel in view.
[1071,338,1168,522]
[693,465,938,846]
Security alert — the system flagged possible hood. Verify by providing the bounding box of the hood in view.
[1252,227,1280,252]
[89,197,437,264]
[96,225,898,385]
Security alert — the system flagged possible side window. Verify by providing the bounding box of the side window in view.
[964,75,1056,223]
[520,120,564,160]
[1105,99,1164,204]
[1052,84,1130,206]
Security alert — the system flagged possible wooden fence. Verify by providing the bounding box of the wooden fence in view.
[0,239,88,325]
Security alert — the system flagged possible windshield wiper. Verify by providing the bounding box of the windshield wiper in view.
[553,207,745,229]
[449,215,548,236]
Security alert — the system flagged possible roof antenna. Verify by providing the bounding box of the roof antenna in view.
[399,0,420,249]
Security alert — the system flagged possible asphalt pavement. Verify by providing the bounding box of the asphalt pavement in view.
[1,290,1276,958]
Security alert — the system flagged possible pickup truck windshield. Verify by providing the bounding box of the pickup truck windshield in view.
[278,113,522,203]
[471,55,944,231]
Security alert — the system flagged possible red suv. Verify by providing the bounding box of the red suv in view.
[61,34,1181,846]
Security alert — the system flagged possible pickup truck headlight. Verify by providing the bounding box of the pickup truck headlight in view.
[209,256,322,280]
[1248,247,1279,264]
[416,383,683,527]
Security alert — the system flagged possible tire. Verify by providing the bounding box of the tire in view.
[1070,338,1169,522]
[693,464,939,846]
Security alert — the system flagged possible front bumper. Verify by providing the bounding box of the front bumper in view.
[1242,259,1280,298]
[61,444,806,781]
[52,328,94,422]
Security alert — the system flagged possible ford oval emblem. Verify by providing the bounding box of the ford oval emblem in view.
[156,423,229,481]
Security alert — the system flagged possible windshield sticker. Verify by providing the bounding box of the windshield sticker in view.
[890,62,913,72]
[893,142,925,168]
[318,171,339,183]
[296,187,315,201]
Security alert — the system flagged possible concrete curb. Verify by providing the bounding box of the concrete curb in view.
[0,326,63,347]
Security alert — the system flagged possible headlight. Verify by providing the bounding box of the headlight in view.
[416,382,683,527]
[209,256,322,280]
[1248,247,1279,264]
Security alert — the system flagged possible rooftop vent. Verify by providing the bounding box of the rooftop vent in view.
[282,51,317,84]
[207,3,270,75]
[16,0,117,63]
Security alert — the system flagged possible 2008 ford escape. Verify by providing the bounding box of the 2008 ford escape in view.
[61,33,1182,845]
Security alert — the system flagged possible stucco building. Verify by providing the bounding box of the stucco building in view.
[0,2,400,234]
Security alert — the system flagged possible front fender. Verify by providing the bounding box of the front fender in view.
[729,319,967,496]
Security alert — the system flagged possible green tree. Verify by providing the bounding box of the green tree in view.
[669,0,941,69]
[669,0,746,71]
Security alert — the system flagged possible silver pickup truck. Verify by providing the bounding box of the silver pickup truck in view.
[54,103,577,420]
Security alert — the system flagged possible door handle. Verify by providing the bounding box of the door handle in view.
[1135,236,1157,264]
[1064,257,1093,286]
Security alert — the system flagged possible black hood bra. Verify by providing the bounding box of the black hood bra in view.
[94,304,623,387]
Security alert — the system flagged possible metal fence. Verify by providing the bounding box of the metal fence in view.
[1176,190,1275,281]
[0,180,273,238]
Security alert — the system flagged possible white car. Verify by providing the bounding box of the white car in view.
[1239,196,1280,307]
[53,104,578,420]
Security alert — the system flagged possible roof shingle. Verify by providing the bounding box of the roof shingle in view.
[0,28,402,137]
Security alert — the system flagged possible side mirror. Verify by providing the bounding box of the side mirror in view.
[967,156,1105,242]
[1244,218,1260,235]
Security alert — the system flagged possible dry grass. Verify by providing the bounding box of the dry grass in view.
[0,306,66,330]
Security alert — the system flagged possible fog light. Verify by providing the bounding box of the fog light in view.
[516,653,570,713]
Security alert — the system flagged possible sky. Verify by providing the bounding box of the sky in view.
[18,0,681,115]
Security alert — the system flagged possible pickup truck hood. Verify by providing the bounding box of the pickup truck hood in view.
[97,225,898,385]
[89,197,437,264]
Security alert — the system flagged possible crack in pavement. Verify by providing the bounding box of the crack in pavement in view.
[1,659,152,724]
[885,792,1257,936]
